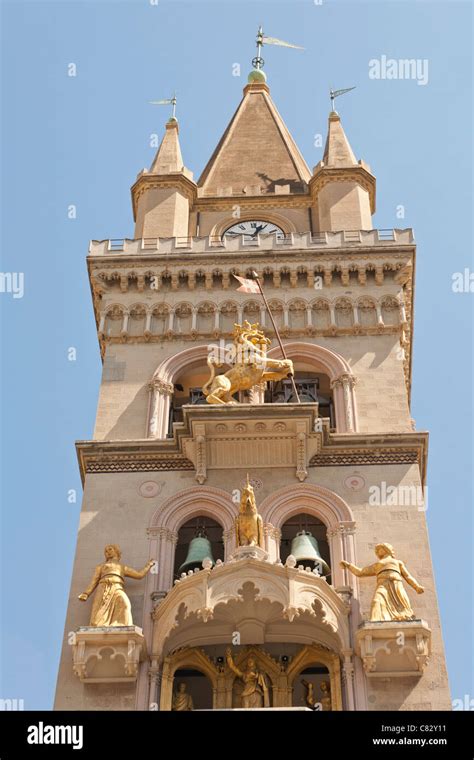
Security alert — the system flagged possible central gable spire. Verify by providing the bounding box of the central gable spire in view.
[198,78,311,197]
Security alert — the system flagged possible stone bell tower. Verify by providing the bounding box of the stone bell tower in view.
[54,63,450,711]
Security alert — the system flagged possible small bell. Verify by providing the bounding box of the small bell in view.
[179,529,215,574]
[289,530,330,576]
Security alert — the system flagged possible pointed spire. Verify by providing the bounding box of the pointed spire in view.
[150,118,184,175]
[322,112,357,168]
[198,82,310,196]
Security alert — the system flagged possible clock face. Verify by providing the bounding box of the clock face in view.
[223,220,284,240]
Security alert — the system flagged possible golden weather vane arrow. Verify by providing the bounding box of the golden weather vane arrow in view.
[252,25,304,71]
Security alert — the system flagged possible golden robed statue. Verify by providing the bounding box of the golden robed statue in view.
[172,682,194,711]
[202,321,293,405]
[235,475,264,549]
[78,544,155,627]
[340,542,424,622]
[225,649,270,708]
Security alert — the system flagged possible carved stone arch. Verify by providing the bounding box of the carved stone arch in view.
[357,295,377,328]
[127,302,147,337]
[174,301,194,335]
[219,300,240,334]
[102,303,127,339]
[286,643,343,710]
[151,485,235,534]
[105,302,127,316]
[160,647,219,711]
[242,298,261,324]
[266,341,357,432]
[288,298,308,330]
[149,486,235,590]
[196,300,217,335]
[334,297,354,328]
[259,483,356,589]
[380,294,400,326]
[310,297,331,330]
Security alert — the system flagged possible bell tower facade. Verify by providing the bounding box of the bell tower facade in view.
[54,68,450,711]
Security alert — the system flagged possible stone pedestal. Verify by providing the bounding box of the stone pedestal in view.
[71,626,147,683]
[355,620,431,678]
[230,545,269,562]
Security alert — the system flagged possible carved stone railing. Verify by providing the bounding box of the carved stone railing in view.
[88,229,415,257]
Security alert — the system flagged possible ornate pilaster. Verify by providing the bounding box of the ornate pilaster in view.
[148,377,174,438]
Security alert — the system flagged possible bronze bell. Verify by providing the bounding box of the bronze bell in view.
[179,531,215,574]
[290,530,330,576]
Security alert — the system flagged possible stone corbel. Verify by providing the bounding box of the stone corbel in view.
[71,626,147,683]
[355,620,431,678]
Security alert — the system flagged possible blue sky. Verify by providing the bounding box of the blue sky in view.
[0,0,472,709]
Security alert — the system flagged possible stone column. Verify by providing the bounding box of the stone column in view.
[341,650,356,711]
[263,524,281,562]
[148,378,175,439]
[330,373,357,433]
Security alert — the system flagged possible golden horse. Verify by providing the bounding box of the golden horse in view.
[202,321,293,405]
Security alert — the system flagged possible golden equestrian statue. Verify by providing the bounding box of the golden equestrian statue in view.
[340,542,424,622]
[202,321,293,405]
[235,475,264,549]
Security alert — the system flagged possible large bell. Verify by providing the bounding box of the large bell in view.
[290,530,331,576]
[179,531,215,574]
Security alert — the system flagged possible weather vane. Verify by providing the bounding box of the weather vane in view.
[252,25,304,70]
[329,86,356,113]
[149,92,177,119]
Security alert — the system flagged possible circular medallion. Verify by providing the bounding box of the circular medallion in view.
[344,473,365,492]
[139,481,163,498]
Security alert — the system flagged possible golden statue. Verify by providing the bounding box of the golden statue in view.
[302,678,332,710]
[172,682,194,711]
[301,678,317,709]
[226,648,270,708]
[202,321,293,404]
[320,680,332,711]
[340,542,424,622]
[235,475,264,548]
[78,544,155,627]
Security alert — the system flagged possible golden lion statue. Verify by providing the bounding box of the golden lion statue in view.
[202,321,293,405]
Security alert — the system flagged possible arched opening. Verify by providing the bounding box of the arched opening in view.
[171,668,213,710]
[293,664,332,710]
[128,304,146,336]
[280,512,331,581]
[150,304,169,336]
[104,305,124,338]
[381,295,399,326]
[265,369,335,429]
[169,362,224,434]
[173,516,224,579]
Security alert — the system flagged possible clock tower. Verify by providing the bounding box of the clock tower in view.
[54,65,450,711]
